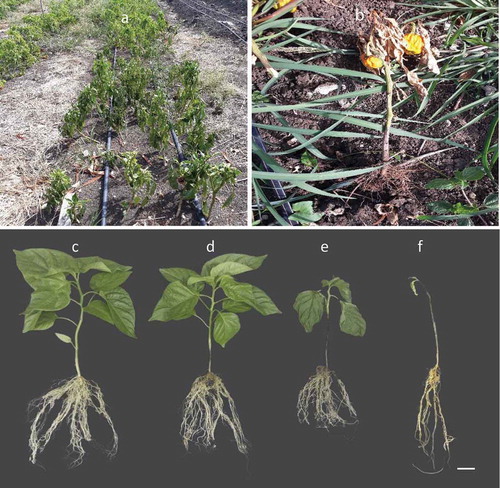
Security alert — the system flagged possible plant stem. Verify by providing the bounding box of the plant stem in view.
[324,288,332,369]
[416,279,440,366]
[73,276,85,377]
[382,61,394,172]
[207,286,217,373]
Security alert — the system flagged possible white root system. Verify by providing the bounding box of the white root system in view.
[297,366,358,429]
[181,372,248,455]
[28,376,118,467]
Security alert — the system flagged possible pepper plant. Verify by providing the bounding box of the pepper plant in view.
[149,253,281,454]
[294,276,366,429]
[15,248,136,466]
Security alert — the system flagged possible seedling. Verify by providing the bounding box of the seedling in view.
[409,277,454,474]
[67,193,88,224]
[15,248,136,466]
[150,254,281,453]
[119,152,156,209]
[294,276,366,429]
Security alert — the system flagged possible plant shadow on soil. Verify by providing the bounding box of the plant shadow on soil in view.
[252,0,498,226]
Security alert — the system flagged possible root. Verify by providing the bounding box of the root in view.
[415,365,454,472]
[28,376,118,467]
[181,372,248,455]
[297,366,358,429]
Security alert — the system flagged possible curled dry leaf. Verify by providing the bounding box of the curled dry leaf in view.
[358,11,439,98]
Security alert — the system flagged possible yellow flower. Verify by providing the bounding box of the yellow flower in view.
[361,53,384,69]
[274,0,297,13]
[404,33,424,55]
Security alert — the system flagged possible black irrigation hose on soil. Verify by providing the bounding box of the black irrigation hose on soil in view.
[252,126,296,225]
[100,47,117,227]
[170,127,208,226]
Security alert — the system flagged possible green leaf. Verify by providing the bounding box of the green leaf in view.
[149,281,199,322]
[23,310,57,333]
[339,301,366,337]
[14,248,76,288]
[75,256,111,273]
[24,274,71,313]
[213,312,241,347]
[427,201,454,215]
[293,290,325,332]
[409,277,419,297]
[290,201,324,223]
[323,277,352,302]
[222,299,252,313]
[100,288,136,338]
[220,277,281,316]
[55,333,73,344]
[201,254,267,276]
[461,166,485,181]
[210,261,256,277]
[187,275,215,288]
[484,193,498,208]
[301,152,318,168]
[425,178,460,190]
[160,267,202,287]
[85,300,113,325]
[90,270,132,292]
[99,259,132,273]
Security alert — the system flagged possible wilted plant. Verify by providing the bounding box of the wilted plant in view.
[150,254,281,454]
[44,169,72,211]
[119,152,156,209]
[294,276,366,429]
[358,10,439,163]
[409,277,454,474]
[15,248,136,466]
[67,193,87,224]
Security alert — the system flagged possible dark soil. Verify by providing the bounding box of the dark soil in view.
[252,0,498,226]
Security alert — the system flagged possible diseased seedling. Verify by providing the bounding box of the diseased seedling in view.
[15,248,136,466]
[44,169,72,211]
[410,277,454,474]
[150,254,281,453]
[358,11,439,164]
[294,276,366,429]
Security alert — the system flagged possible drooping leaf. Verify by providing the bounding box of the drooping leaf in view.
[339,301,366,337]
[201,254,267,276]
[213,312,241,347]
[293,290,325,332]
[220,277,281,315]
[100,288,136,338]
[149,281,200,322]
[55,333,73,344]
[23,310,58,333]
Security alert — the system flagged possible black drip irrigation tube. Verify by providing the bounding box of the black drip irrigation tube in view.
[170,128,208,226]
[100,47,117,227]
[252,126,297,225]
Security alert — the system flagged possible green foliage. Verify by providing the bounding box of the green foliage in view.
[0,0,30,20]
[294,275,366,337]
[62,56,152,137]
[300,152,319,169]
[44,169,72,211]
[118,152,156,208]
[93,0,172,56]
[14,249,136,338]
[150,254,280,348]
[425,166,487,190]
[169,155,240,221]
[290,201,323,224]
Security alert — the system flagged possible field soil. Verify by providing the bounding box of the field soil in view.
[0,0,248,226]
[252,0,498,226]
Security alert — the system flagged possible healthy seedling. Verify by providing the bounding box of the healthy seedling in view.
[294,276,366,429]
[15,248,136,466]
[150,254,281,454]
[409,277,454,474]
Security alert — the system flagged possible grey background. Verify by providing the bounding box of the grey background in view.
[0,229,498,487]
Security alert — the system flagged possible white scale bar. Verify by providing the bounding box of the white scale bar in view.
[457,467,476,471]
